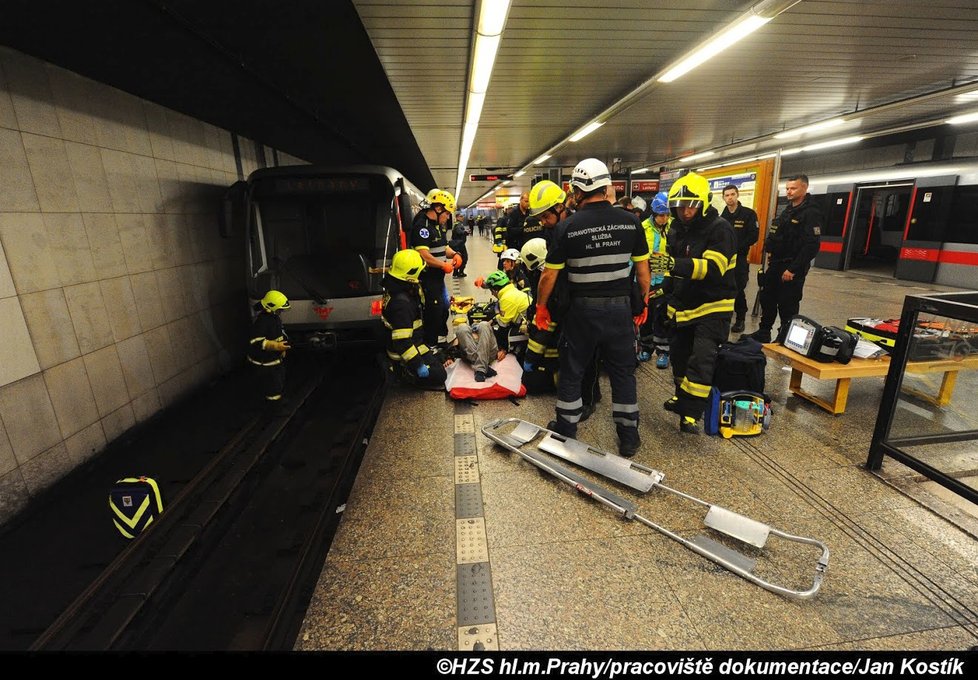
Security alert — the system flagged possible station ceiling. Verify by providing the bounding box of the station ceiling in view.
[5,1,978,207]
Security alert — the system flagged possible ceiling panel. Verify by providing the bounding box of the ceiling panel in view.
[354,0,978,205]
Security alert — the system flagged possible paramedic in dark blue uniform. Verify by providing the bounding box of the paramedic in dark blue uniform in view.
[654,173,737,434]
[411,189,462,346]
[748,174,822,344]
[534,158,650,458]
[720,184,758,334]
[248,290,291,402]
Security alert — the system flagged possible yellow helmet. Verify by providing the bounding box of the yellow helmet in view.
[528,180,567,217]
[389,248,425,283]
[260,290,290,312]
[426,189,456,214]
[667,172,712,217]
[491,242,505,254]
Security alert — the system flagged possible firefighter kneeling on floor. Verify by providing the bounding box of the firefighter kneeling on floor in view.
[248,290,291,402]
[382,249,449,388]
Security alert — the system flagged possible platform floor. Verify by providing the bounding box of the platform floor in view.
[296,231,978,651]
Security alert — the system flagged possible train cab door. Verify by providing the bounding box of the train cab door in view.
[843,181,914,277]
[814,183,853,270]
[894,175,957,283]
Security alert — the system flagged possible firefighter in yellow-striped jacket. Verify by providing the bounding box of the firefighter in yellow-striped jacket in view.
[382,249,447,389]
[248,290,291,402]
[651,173,737,434]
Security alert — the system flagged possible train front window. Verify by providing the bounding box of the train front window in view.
[250,176,394,299]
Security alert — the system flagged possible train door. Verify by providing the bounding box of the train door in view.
[814,183,853,270]
[843,182,914,277]
[894,175,957,283]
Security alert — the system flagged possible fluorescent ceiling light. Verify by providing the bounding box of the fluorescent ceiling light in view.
[469,34,501,93]
[478,0,510,34]
[456,0,512,202]
[801,136,863,151]
[513,170,526,178]
[681,150,715,162]
[658,14,769,83]
[533,154,551,165]
[632,167,651,174]
[954,92,978,104]
[569,120,604,142]
[947,111,978,125]
[774,117,846,140]
[780,147,803,156]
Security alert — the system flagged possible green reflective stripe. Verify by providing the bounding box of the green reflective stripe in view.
[414,245,430,251]
[527,338,547,354]
[544,349,559,358]
[631,252,650,262]
[387,350,401,361]
[729,253,738,269]
[248,357,282,367]
[402,345,419,361]
[680,376,711,398]
[417,344,431,354]
[113,520,136,539]
[413,319,424,329]
[691,259,708,280]
[391,328,413,340]
[674,299,735,323]
[544,262,565,270]
[109,494,151,528]
[703,249,730,271]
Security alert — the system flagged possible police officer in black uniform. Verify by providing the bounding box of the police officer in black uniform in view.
[534,159,650,457]
[748,174,822,344]
[504,191,531,253]
[412,189,461,346]
[720,184,759,334]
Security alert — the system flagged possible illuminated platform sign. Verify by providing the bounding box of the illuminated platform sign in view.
[469,174,512,182]
[631,180,660,193]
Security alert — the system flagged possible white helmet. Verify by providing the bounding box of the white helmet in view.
[631,195,647,212]
[500,248,521,262]
[571,158,612,192]
[520,238,547,271]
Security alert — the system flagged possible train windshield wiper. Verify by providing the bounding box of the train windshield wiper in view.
[275,256,330,305]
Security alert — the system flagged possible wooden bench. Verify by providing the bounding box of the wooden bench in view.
[761,343,978,415]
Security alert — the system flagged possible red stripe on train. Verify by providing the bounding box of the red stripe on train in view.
[900,248,978,265]
[819,241,843,253]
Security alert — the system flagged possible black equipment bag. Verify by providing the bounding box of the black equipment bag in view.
[713,337,766,394]
[109,476,164,539]
[816,326,857,364]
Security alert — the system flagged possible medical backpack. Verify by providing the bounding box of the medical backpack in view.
[713,337,766,394]
[109,476,164,539]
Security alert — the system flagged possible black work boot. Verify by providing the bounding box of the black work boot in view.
[618,436,640,458]
[731,317,745,334]
[679,416,700,434]
[663,396,679,413]
[746,328,772,343]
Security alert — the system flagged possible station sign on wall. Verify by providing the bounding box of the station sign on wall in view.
[630,180,659,194]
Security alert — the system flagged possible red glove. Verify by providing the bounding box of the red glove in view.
[452,254,463,270]
[632,292,650,326]
[473,276,485,289]
[534,304,552,332]
[441,261,454,274]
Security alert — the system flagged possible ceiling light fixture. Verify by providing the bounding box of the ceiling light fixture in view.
[655,0,802,84]
[533,153,552,165]
[568,120,604,142]
[455,0,513,199]
[773,117,847,139]
[947,111,978,125]
[681,150,715,162]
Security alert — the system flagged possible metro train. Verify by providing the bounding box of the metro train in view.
[221,164,426,349]
[788,158,978,288]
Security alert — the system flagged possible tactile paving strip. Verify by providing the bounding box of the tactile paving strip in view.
[454,414,475,433]
[455,483,484,519]
[454,432,477,456]
[456,518,490,564]
[456,562,496,626]
[454,455,480,484]
[458,623,499,651]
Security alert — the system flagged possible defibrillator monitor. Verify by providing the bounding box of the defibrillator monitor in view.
[783,316,820,356]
